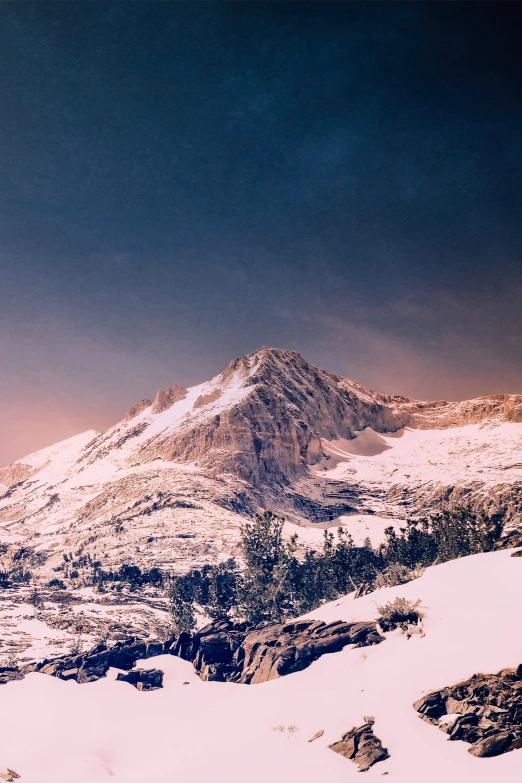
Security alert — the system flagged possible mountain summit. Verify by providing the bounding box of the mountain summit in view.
[1,347,521,577]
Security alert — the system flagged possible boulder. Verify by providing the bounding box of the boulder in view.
[469,732,514,757]
[59,668,79,681]
[330,722,389,771]
[117,668,163,690]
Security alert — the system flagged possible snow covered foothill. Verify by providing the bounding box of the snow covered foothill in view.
[0,548,521,782]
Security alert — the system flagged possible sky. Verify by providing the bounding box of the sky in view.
[1,1,521,465]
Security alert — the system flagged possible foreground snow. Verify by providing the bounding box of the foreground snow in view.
[1,549,521,782]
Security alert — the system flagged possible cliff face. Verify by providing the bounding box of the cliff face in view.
[139,348,410,487]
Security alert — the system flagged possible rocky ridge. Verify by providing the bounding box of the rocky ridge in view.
[0,615,384,689]
[172,616,384,683]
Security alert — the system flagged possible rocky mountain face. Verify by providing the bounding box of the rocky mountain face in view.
[0,346,521,586]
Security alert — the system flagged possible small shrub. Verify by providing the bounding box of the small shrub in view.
[69,632,84,655]
[373,563,425,590]
[47,578,66,589]
[377,596,423,632]
[272,724,299,738]
[28,587,43,608]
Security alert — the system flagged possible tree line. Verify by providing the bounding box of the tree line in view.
[169,508,504,632]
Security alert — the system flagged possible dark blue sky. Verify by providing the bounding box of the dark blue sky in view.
[1,2,521,463]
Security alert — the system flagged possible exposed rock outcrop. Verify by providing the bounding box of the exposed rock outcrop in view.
[0,462,39,488]
[414,665,522,757]
[330,721,390,771]
[171,617,384,683]
[20,639,156,684]
[4,616,384,691]
[193,388,222,408]
[124,399,152,421]
[0,667,24,685]
[151,384,187,414]
[401,394,522,429]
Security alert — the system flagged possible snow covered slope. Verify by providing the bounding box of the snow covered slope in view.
[0,347,521,581]
[0,548,521,782]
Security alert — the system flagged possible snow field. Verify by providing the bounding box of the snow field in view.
[0,549,521,782]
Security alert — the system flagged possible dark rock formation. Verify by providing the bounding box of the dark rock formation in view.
[170,617,384,684]
[22,639,150,685]
[0,666,24,685]
[414,666,522,757]
[330,721,390,771]
[494,528,522,551]
[7,616,383,690]
[117,668,163,690]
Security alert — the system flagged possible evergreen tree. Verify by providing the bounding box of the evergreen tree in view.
[206,559,239,619]
[170,576,196,633]
[238,511,294,623]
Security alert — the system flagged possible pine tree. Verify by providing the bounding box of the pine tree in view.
[238,511,293,623]
[170,576,196,633]
[206,559,238,619]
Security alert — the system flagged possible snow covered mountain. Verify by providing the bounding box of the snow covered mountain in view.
[1,346,521,579]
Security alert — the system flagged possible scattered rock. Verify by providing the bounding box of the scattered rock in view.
[414,666,522,757]
[330,722,389,771]
[308,729,324,742]
[0,770,21,782]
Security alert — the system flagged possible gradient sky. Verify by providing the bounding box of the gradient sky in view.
[1,1,521,466]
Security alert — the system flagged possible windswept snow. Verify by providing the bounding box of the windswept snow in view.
[318,422,522,487]
[0,549,521,782]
